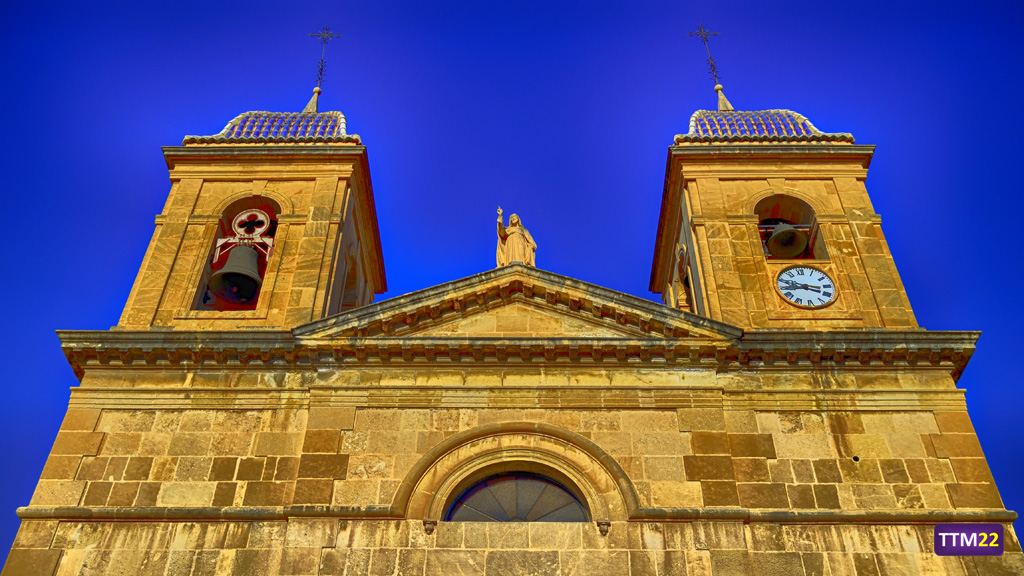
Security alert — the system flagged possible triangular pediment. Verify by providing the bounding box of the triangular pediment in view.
[411,300,644,338]
[295,265,741,342]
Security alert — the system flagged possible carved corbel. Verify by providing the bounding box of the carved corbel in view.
[423,519,437,535]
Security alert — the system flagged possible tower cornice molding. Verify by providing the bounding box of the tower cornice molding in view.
[162,144,369,170]
[669,144,875,166]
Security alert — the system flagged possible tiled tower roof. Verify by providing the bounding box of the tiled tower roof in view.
[675,109,854,144]
[183,110,361,145]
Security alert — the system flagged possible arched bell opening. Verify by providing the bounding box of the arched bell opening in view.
[192,196,281,311]
[754,194,828,260]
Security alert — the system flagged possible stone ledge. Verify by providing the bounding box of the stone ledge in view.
[18,505,1016,524]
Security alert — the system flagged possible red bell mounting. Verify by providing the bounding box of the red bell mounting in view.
[209,208,275,306]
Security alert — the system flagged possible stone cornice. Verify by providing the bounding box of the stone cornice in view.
[161,144,369,169]
[667,143,876,165]
[57,330,978,381]
[68,386,967,413]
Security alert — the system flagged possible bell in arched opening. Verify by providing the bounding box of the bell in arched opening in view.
[208,246,263,304]
[766,223,808,259]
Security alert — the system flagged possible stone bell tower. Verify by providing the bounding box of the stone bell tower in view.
[118,88,386,330]
[650,88,915,331]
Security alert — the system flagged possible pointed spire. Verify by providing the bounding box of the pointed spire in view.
[302,87,321,114]
[715,84,734,112]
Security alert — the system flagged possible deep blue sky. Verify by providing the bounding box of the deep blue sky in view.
[2,0,1022,554]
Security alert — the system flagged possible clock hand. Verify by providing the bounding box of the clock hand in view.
[780,280,822,293]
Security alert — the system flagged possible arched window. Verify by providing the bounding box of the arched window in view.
[755,195,828,260]
[445,473,589,522]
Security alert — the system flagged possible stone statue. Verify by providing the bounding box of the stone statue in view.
[496,207,537,267]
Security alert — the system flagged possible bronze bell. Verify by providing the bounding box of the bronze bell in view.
[766,223,808,259]
[209,246,262,304]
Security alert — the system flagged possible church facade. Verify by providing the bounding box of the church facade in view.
[3,87,1021,575]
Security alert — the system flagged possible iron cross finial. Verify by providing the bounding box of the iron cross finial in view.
[309,26,343,88]
[688,24,722,85]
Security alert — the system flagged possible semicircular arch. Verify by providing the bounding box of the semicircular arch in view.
[391,422,640,522]
[744,187,827,217]
[211,188,294,217]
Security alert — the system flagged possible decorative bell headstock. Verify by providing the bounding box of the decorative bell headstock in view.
[232,209,271,239]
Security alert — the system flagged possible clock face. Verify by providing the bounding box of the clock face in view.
[776,266,837,309]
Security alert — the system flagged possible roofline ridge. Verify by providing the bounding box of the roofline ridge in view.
[293,264,744,339]
[212,111,250,138]
[680,108,852,140]
[184,110,351,143]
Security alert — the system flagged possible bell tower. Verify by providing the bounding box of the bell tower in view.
[650,87,916,330]
[117,89,386,329]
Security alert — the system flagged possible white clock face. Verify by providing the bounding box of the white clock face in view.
[776,266,837,309]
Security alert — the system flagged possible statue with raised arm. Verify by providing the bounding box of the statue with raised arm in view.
[496,207,537,267]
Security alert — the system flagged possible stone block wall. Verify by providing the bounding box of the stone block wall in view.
[7,365,1022,574]
[28,404,1007,515]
